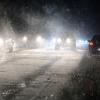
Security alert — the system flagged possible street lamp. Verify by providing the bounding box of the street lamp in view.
[57,38,62,44]
[36,36,44,49]
[36,36,43,43]
[0,38,4,47]
[22,36,28,43]
[66,38,71,44]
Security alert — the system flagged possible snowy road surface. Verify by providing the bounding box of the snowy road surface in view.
[0,49,98,100]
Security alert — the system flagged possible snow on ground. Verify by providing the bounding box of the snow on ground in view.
[0,49,93,100]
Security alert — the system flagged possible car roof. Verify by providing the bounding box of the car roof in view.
[92,35,100,40]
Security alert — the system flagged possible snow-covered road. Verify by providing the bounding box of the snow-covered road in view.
[0,49,88,100]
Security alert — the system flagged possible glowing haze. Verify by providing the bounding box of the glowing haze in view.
[0,0,99,39]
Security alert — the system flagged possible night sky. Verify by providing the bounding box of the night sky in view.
[0,0,100,38]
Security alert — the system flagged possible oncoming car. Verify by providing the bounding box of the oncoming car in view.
[88,35,100,56]
[55,37,76,50]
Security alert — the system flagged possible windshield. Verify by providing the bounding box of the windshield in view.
[0,0,100,100]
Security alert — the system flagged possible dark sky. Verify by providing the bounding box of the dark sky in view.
[0,0,100,37]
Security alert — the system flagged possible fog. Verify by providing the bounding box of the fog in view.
[0,0,94,40]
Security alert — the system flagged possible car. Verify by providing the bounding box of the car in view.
[88,35,100,56]
[54,37,76,50]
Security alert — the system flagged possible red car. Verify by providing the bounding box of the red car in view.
[88,35,100,56]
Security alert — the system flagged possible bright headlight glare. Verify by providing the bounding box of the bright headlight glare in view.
[0,38,4,46]
[57,38,62,43]
[52,38,56,43]
[66,38,71,44]
[22,36,28,42]
[98,48,100,51]
[36,36,43,43]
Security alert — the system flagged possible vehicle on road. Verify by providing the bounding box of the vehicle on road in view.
[55,33,76,50]
[88,35,100,56]
[55,37,76,50]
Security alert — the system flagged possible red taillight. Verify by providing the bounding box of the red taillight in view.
[89,42,94,46]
